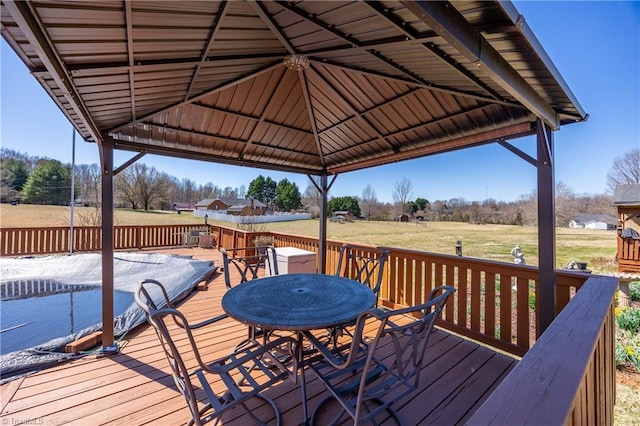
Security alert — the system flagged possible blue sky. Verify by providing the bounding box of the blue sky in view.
[1,1,638,204]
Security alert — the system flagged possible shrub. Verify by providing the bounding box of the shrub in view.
[528,288,536,311]
[615,330,640,373]
[616,306,640,334]
[630,281,640,301]
[253,234,274,247]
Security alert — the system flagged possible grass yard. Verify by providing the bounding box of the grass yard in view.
[0,204,619,273]
[0,204,200,228]
[258,217,618,273]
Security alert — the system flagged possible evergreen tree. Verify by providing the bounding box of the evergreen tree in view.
[1,158,29,191]
[328,196,361,217]
[23,159,77,205]
[247,175,276,205]
[274,178,302,211]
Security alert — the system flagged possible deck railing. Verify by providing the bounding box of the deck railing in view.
[0,224,617,424]
[618,235,640,273]
[270,231,594,356]
[0,224,211,256]
[270,231,617,425]
[467,275,617,425]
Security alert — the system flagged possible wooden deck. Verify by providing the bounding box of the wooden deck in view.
[1,247,517,425]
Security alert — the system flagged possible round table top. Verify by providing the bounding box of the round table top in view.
[221,273,376,331]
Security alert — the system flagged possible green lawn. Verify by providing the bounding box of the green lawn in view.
[255,218,617,273]
[0,204,618,273]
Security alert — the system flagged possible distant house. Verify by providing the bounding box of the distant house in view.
[195,197,267,216]
[568,213,617,230]
[172,202,194,212]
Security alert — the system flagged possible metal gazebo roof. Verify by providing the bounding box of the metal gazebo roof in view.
[1,0,588,345]
[1,0,586,175]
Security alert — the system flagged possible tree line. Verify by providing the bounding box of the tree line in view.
[2,148,638,227]
[0,148,303,213]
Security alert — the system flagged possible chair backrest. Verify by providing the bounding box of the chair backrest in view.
[334,244,390,296]
[135,279,296,426]
[220,246,278,290]
[134,279,210,424]
[343,285,455,423]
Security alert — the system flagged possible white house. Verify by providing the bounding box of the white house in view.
[569,214,616,230]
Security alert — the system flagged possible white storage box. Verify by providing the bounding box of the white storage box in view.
[266,247,316,276]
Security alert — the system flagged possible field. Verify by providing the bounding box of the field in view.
[0,204,619,273]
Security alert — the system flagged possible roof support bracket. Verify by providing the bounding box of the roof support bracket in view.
[498,140,536,167]
[113,151,147,176]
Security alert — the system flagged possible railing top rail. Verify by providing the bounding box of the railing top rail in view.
[466,275,618,425]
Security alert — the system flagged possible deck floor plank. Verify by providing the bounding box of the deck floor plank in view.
[0,247,517,425]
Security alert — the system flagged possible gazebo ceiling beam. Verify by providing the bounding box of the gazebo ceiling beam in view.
[325,104,497,160]
[191,102,313,136]
[318,59,524,109]
[108,61,283,134]
[240,67,289,159]
[298,67,326,167]
[311,66,395,151]
[109,136,323,176]
[250,0,296,54]
[318,88,421,135]
[132,122,318,161]
[302,33,440,56]
[184,1,229,101]
[364,0,505,102]
[51,53,286,76]
[402,1,559,129]
[124,2,136,120]
[276,1,505,107]
[329,122,534,174]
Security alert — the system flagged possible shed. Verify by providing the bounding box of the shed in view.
[172,202,194,212]
[613,184,640,273]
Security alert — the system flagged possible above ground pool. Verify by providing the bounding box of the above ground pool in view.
[0,252,215,383]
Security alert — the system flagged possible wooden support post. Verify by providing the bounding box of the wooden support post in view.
[537,120,556,335]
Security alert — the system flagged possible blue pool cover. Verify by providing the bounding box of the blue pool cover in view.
[0,252,215,383]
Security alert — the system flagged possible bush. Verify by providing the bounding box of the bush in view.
[630,281,640,301]
[616,306,640,334]
[616,330,640,373]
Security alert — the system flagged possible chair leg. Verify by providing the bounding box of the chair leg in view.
[239,394,281,426]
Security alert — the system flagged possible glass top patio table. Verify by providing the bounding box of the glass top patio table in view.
[221,273,376,331]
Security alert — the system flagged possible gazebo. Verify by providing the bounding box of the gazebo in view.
[1,0,587,349]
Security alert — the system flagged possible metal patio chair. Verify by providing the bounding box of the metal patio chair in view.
[329,244,390,345]
[135,279,297,426]
[334,244,390,304]
[302,285,455,425]
[221,246,279,350]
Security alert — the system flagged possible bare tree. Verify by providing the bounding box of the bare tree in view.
[237,184,247,199]
[555,181,577,227]
[606,148,640,193]
[361,184,378,221]
[222,186,236,197]
[76,163,100,206]
[114,163,169,210]
[302,179,322,208]
[393,177,413,215]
